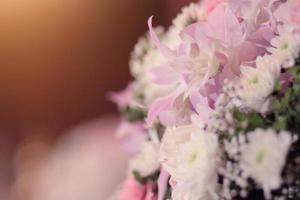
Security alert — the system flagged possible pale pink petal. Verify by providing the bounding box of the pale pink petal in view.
[146,94,176,126]
[189,91,213,124]
[150,66,178,85]
[158,110,178,127]
[117,176,146,200]
[203,4,243,47]
[146,82,186,126]
[203,0,225,14]
[108,83,134,107]
[157,168,170,200]
[148,16,175,60]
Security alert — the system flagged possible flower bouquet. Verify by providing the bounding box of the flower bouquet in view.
[110,0,300,199]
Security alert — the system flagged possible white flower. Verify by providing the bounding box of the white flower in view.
[239,55,279,113]
[241,129,292,198]
[172,181,216,200]
[160,121,219,199]
[129,140,160,177]
[172,3,206,32]
[173,132,218,181]
[267,25,300,68]
[160,125,196,175]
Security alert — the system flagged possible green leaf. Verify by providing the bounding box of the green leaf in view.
[132,170,160,185]
[272,116,287,130]
[119,106,146,122]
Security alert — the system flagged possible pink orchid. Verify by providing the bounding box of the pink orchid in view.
[144,183,158,200]
[108,83,135,108]
[147,1,278,126]
[117,176,147,200]
[117,175,158,200]
[146,4,243,125]
[157,168,170,200]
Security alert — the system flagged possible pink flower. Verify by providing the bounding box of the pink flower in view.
[203,0,225,14]
[117,176,146,200]
[108,83,135,107]
[157,168,170,200]
[146,1,277,126]
[145,184,158,200]
[275,0,300,32]
[146,5,242,125]
[116,121,146,154]
[117,176,158,200]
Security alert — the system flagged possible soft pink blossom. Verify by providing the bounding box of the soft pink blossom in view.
[108,83,135,107]
[117,176,146,200]
[157,168,170,200]
[274,0,300,32]
[116,121,146,154]
[203,0,225,14]
[146,0,279,126]
[145,183,158,200]
[117,175,158,200]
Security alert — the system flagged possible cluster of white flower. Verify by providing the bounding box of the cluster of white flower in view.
[268,26,300,69]
[129,139,160,177]
[219,129,294,200]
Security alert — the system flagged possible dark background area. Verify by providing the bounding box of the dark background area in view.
[0,0,194,135]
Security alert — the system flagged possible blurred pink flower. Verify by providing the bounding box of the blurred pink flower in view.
[116,120,146,154]
[157,168,170,200]
[117,176,158,200]
[117,176,146,200]
[108,83,135,107]
[275,0,300,32]
[203,0,225,14]
[145,183,158,200]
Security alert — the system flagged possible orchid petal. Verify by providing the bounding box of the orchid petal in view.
[150,66,178,85]
[157,168,170,200]
[148,16,175,60]
[146,82,186,126]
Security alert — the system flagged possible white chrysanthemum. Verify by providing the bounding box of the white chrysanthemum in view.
[172,181,216,200]
[164,2,207,50]
[255,55,280,77]
[239,55,279,112]
[160,122,218,200]
[267,25,300,68]
[241,129,292,197]
[173,3,206,30]
[160,121,218,183]
[129,140,160,177]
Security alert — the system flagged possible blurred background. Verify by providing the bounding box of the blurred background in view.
[0,0,193,199]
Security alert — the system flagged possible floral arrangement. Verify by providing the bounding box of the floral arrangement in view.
[110,0,300,199]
